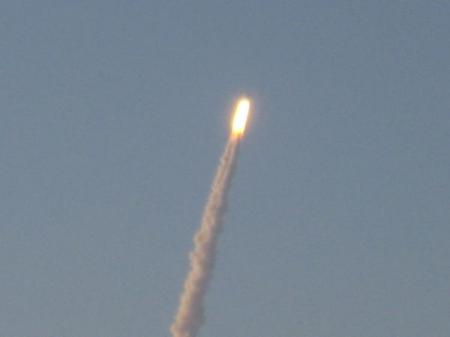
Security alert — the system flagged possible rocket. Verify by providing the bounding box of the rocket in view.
[231,98,250,138]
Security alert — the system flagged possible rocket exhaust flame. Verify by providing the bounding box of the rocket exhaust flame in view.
[170,98,250,337]
[231,98,250,137]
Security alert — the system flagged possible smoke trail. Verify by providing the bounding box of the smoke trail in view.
[170,137,239,337]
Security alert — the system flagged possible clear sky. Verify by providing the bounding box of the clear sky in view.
[1,1,449,336]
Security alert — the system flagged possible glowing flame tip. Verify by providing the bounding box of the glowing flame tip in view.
[231,97,250,137]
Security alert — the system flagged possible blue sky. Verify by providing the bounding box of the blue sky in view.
[1,1,449,336]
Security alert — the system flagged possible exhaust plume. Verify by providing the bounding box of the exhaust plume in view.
[170,138,239,337]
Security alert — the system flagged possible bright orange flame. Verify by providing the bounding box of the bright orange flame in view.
[231,98,250,137]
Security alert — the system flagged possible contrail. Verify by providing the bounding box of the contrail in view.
[170,98,250,337]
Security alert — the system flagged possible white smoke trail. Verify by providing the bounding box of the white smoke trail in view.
[170,137,239,337]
